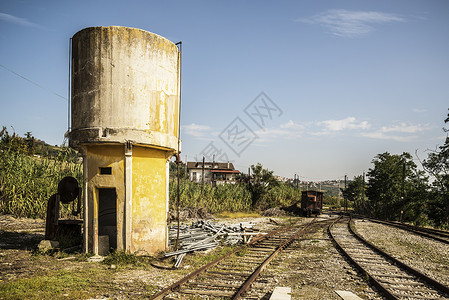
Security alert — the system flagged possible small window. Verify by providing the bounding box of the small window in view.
[99,167,112,175]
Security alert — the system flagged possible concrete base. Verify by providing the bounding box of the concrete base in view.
[88,255,105,262]
[37,240,59,252]
[270,287,291,300]
[98,235,110,256]
[335,290,363,300]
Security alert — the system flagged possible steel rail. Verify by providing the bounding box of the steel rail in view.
[232,218,322,299]
[150,219,313,300]
[366,218,449,245]
[330,218,449,300]
[348,219,449,295]
[329,218,398,300]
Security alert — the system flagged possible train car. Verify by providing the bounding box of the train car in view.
[301,190,323,217]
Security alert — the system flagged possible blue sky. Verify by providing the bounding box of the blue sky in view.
[1,0,448,181]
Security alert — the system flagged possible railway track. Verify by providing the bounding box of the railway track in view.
[366,218,449,245]
[151,217,336,299]
[330,218,449,300]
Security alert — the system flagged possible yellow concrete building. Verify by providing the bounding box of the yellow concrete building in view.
[69,26,180,255]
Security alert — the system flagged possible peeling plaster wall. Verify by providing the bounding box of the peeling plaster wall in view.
[84,144,169,254]
[70,26,180,151]
[85,145,125,252]
[131,146,168,254]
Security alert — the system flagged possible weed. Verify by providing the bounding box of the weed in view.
[183,245,237,269]
[145,284,160,295]
[0,147,82,219]
[236,245,248,257]
[102,250,153,267]
[0,269,106,300]
[216,211,261,218]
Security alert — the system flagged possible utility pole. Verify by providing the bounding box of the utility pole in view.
[338,179,341,210]
[212,154,215,184]
[201,156,205,188]
[344,175,347,212]
[184,155,187,179]
[400,161,406,222]
[362,172,365,214]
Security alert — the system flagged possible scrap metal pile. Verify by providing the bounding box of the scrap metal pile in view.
[165,220,264,268]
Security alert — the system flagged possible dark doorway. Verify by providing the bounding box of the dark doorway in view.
[98,188,117,249]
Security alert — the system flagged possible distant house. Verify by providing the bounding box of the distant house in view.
[186,161,240,183]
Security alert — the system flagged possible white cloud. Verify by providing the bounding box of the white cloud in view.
[361,132,417,142]
[252,121,304,145]
[251,118,369,143]
[257,126,301,140]
[412,108,427,113]
[300,9,404,38]
[0,12,43,28]
[280,120,303,131]
[380,122,430,133]
[182,123,212,138]
[309,130,331,136]
[319,117,370,131]
[361,122,431,142]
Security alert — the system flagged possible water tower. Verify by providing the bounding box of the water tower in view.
[69,26,180,255]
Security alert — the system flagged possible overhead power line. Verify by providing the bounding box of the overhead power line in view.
[0,63,66,101]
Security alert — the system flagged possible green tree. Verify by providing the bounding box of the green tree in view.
[341,175,365,213]
[246,163,279,209]
[0,126,27,154]
[366,152,428,221]
[169,161,186,180]
[422,109,449,227]
[24,131,35,155]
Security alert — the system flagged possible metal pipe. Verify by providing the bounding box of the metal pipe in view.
[68,38,72,133]
[174,41,182,251]
[174,253,186,268]
[175,158,180,250]
[164,243,219,257]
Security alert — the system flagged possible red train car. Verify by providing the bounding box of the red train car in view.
[301,190,323,217]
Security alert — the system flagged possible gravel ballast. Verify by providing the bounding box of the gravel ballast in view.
[353,219,449,287]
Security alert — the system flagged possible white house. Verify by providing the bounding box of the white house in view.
[186,161,240,183]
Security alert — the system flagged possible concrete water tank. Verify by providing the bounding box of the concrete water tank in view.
[69,26,180,255]
[70,26,179,150]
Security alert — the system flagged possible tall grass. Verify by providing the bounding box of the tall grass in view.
[262,183,302,207]
[169,180,252,213]
[169,180,301,213]
[0,148,83,218]
[1,143,301,218]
